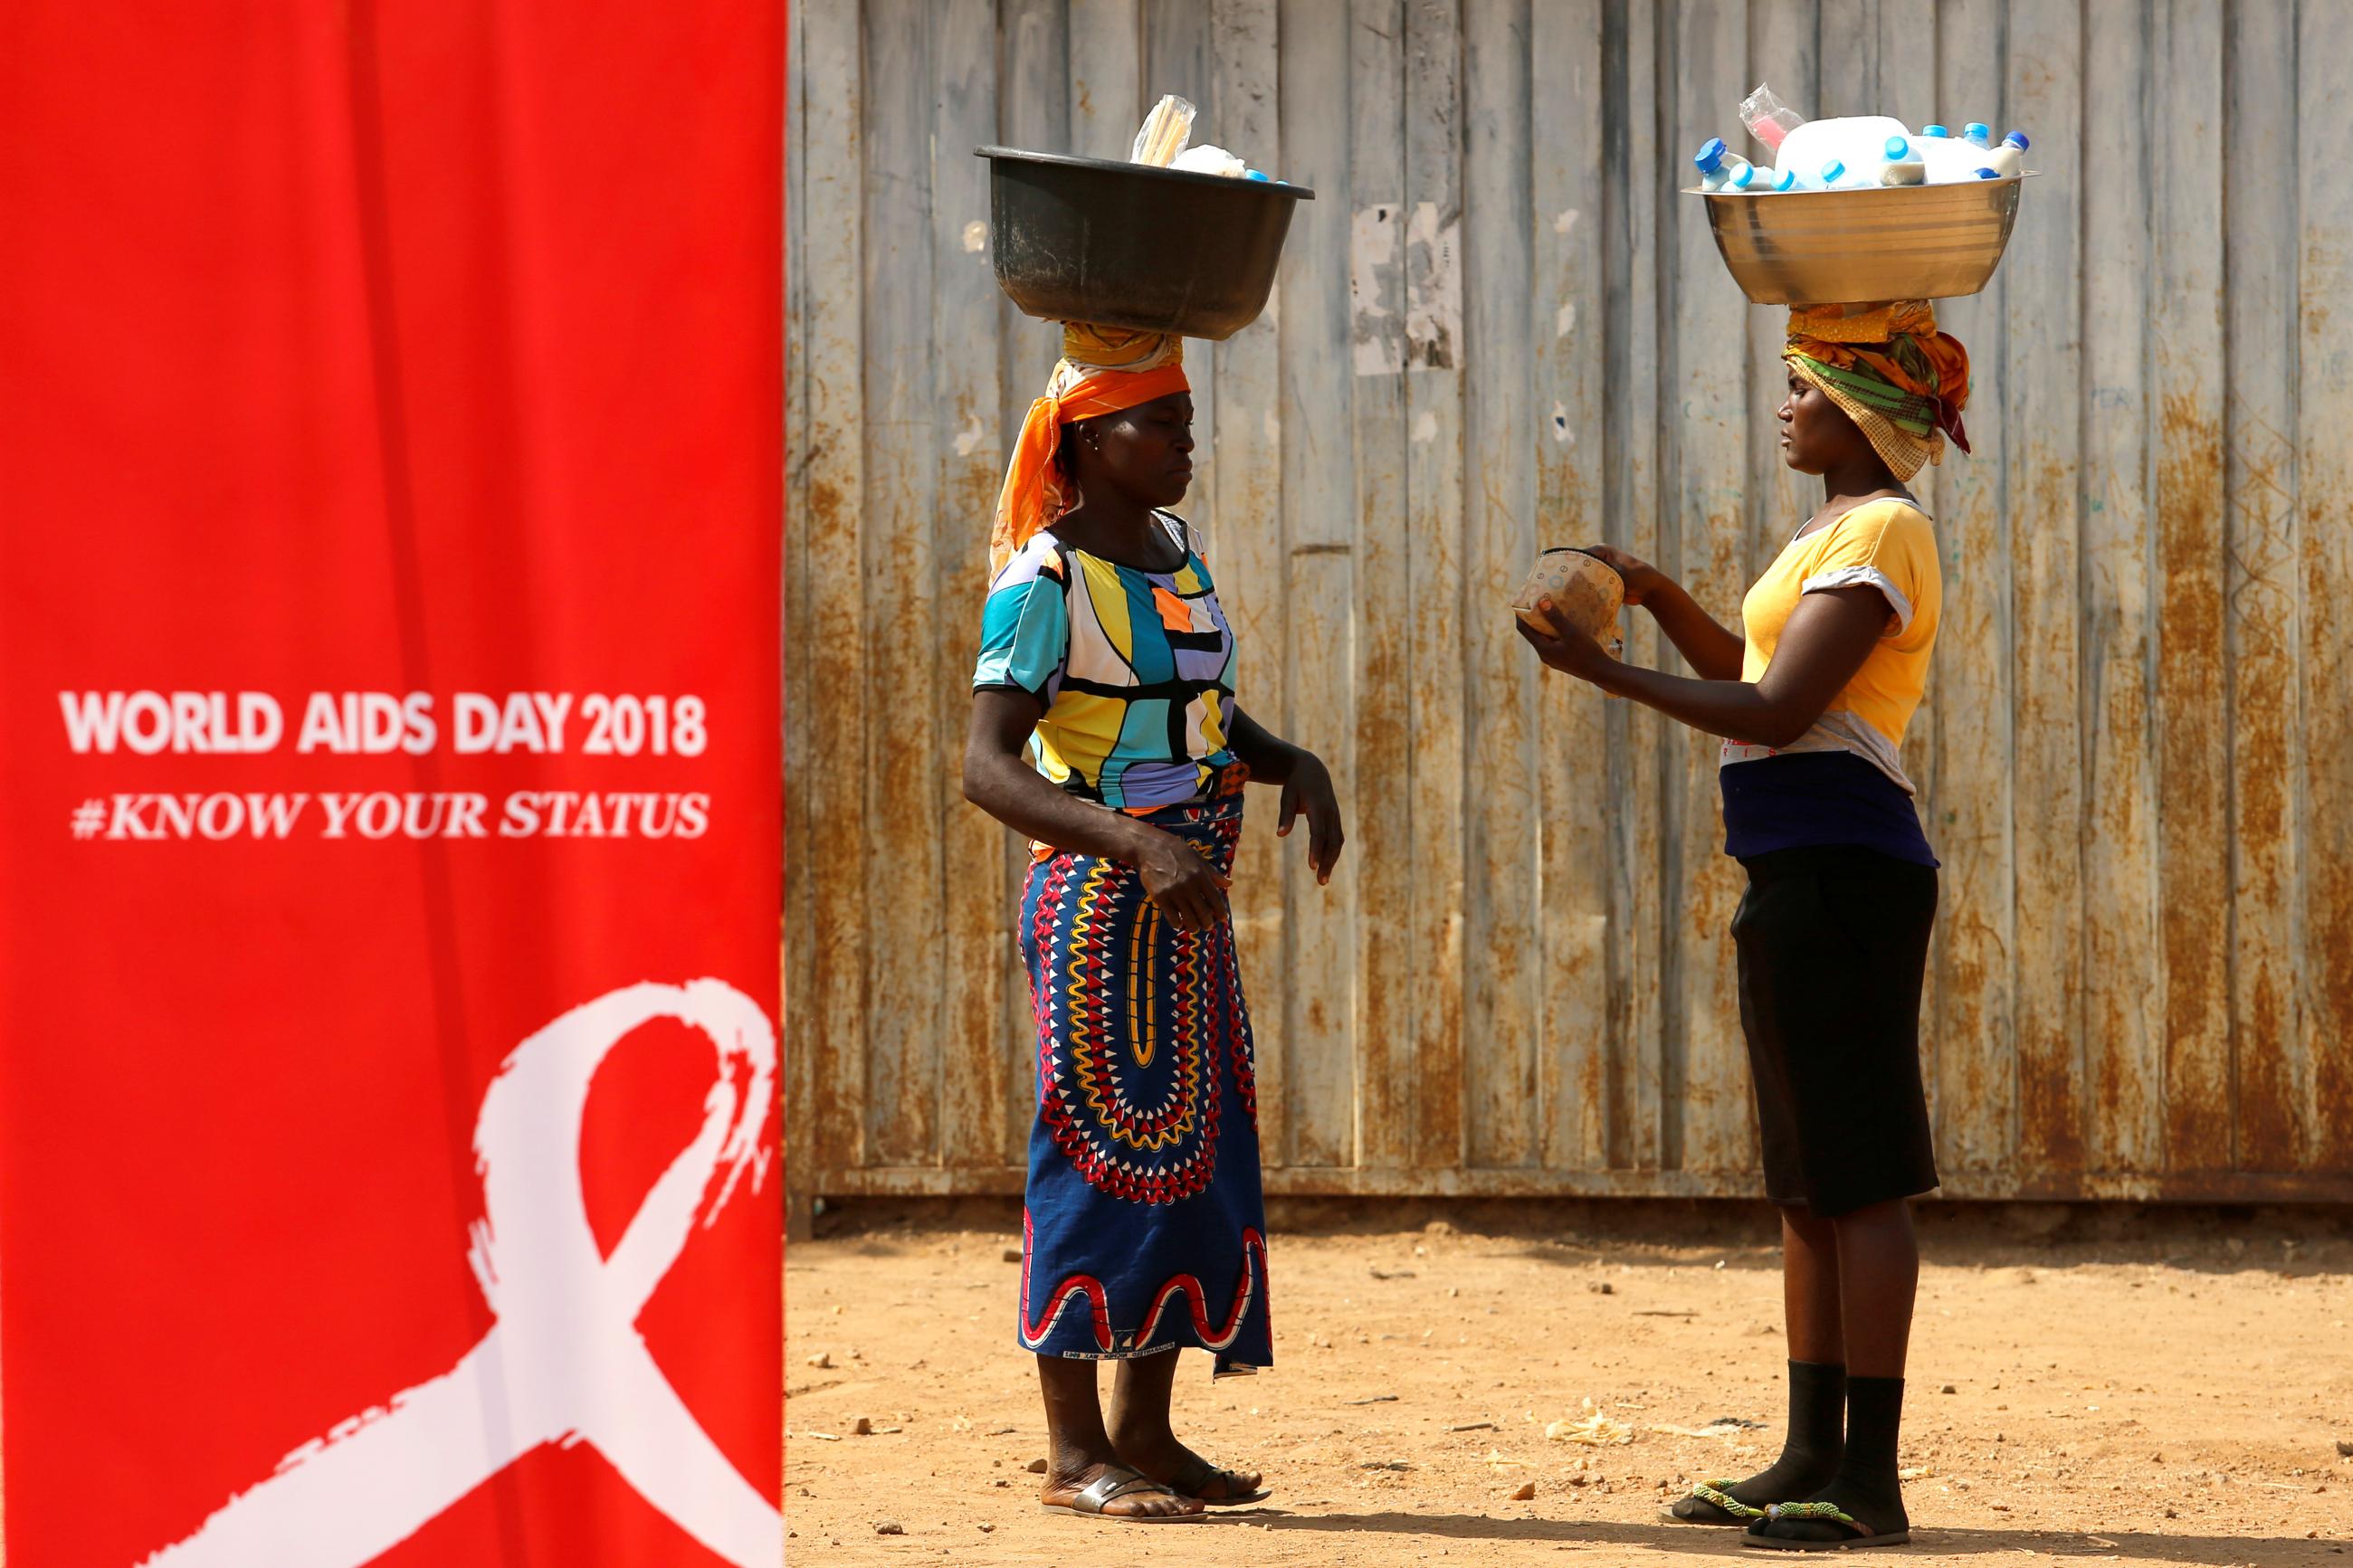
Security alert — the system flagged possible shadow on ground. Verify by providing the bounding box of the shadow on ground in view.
[1217,1509,2340,1563]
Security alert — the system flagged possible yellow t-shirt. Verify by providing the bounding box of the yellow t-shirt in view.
[1720,497,1941,794]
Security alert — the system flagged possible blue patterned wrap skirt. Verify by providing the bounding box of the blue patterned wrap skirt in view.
[1015,777,1271,1376]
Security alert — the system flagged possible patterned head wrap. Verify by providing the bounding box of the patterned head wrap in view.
[989,323,1189,576]
[1784,301,1972,481]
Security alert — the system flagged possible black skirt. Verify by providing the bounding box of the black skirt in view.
[1732,843,1940,1217]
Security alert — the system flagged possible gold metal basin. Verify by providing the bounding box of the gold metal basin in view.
[1692,174,2028,307]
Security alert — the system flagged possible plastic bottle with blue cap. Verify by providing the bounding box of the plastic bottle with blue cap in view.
[1982,130,2027,179]
[1879,134,1926,185]
[1694,137,1751,193]
[1914,126,1994,183]
[1729,161,1795,194]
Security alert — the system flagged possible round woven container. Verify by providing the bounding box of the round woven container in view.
[1511,548,1624,657]
[1692,174,2028,306]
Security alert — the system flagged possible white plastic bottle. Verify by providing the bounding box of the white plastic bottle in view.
[1694,137,1751,192]
[1729,161,1791,193]
[1811,157,1868,191]
[1963,122,1994,150]
[1879,134,1926,185]
[1916,132,1993,184]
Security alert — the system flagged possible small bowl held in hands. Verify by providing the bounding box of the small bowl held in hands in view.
[1511,547,1625,658]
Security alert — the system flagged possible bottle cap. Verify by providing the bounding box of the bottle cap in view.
[1922,124,1949,138]
[1774,169,1796,191]
[2004,130,2031,150]
[1729,163,1757,189]
[1821,158,1846,184]
[1976,167,2000,179]
[1965,122,1992,143]
[1695,137,1728,174]
[1885,136,1911,159]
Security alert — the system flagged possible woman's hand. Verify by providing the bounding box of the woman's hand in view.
[1134,826,1232,933]
[1516,608,1615,684]
[1577,543,1664,606]
[1276,750,1346,886]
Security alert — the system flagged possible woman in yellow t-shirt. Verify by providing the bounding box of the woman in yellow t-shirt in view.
[1519,301,1972,1553]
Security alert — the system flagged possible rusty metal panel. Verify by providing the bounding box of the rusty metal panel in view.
[785,0,2353,1209]
[1532,0,1612,1174]
[792,0,869,1183]
[1400,0,1471,1176]
[1920,0,2015,1181]
[2295,0,2353,1174]
[2078,0,2161,1180]
[1273,0,1358,1169]
[2226,0,2306,1178]
[1664,0,1756,1176]
[1346,0,1416,1175]
[1462,0,1542,1171]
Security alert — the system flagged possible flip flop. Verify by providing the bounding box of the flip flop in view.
[1169,1455,1271,1506]
[1040,1466,1209,1523]
[1662,1479,1771,1525]
[1742,1501,1911,1552]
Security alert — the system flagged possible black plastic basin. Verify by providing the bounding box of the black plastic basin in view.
[976,146,1313,340]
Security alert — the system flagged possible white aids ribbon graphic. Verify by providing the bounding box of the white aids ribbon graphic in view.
[143,980,781,1568]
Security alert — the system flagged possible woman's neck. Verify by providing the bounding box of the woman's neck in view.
[1818,454,1904,511]
[1055,497,1175,567]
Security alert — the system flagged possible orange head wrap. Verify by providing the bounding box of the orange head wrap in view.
[1783,301,1972,481]
[988,324,1189,577]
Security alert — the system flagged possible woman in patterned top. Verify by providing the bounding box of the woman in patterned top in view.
[1519,302,1972,1552]
[964,325,1344,1524]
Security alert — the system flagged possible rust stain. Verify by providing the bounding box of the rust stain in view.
[2310,860,2353,1169]
[2153,391,2234,1174]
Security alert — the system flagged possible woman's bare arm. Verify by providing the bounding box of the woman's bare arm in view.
[1518,584,1891,748]
[961,689,1232,930]
[1579,543,1746,680]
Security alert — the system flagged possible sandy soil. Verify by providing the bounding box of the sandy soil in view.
[786,1202,2353,1568]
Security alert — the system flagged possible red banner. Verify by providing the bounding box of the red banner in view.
[0,5,782,1564]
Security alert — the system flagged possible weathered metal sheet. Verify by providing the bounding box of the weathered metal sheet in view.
[2228,0,2305,1176]
[2296,0,2353,1174]
[2082,0,2162,1177]
[785,0,2353,1208]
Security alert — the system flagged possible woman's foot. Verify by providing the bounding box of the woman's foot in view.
[1669,1358,1848,1525]
[1666,1449,1843,1524]
[1742,1373,1913,1547]
[1109,1422,1267,1504]
[1741,1476,1910,1550]
[1039,1458,1205,1520]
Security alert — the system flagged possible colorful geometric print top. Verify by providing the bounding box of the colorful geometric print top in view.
[972,512,1237,813]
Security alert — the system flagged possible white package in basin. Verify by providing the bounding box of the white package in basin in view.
[1171,143,1247,178]
[1774,115,1911,188]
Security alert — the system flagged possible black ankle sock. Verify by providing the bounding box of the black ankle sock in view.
[1838,1374,1904,1493]
[1748,1376,1912,1541]
[1777,1373,1908,1532]
[1723,1359,1845,1504]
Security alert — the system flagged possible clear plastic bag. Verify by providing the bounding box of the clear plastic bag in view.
[1129,94,1196,166]
[1738,81,1806,154]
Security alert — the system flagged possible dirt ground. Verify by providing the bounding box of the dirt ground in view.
[786,1201,2353,1568]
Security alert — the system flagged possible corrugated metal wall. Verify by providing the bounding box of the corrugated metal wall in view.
[786,0,2353,1206]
